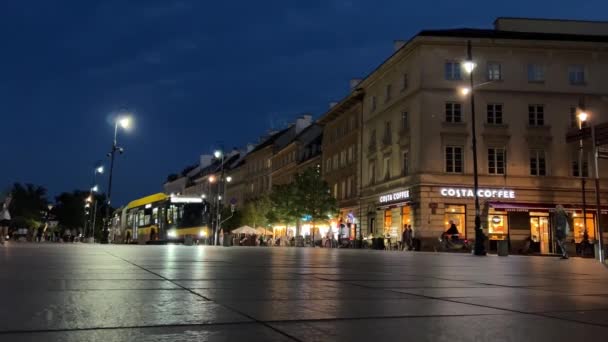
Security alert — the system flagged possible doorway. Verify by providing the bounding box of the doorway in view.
[530,212,552,254]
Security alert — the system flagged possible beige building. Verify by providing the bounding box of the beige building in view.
[355,17,608,253]
[319,88,364,240]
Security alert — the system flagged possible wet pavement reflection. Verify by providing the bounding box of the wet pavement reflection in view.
[1,244,608,341]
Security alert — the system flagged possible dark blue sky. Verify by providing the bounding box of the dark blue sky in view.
[1,0,606,206]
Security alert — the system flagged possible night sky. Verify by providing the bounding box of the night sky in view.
[1,0,606,206]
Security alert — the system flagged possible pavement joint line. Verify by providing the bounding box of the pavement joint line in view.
[103,251,305,342]
[315,272,608,330]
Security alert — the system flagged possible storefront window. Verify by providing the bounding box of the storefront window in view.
[530,212,551,254]
[384,209,392,234]
[573,212,595,243]
[444,205,466,236]
[488,209,508,235]
[401,206,411,231]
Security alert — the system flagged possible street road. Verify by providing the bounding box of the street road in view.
[1,244,608,341]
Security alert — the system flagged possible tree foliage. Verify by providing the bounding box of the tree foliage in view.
[53,190,110,235]
[7,183,48,229]
[266,167,337,235]
[240,194,271,228]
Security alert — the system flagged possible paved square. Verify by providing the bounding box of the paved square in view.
[1,244,608,341]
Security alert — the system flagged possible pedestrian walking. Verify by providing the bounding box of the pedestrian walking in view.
[555,205,570,259]
[405,225,413,251]
[0,194,12,245]
[401,225,408,251]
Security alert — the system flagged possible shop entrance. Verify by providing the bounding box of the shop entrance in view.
[530,212,552,254]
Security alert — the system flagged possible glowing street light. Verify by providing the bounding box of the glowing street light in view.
[214,150,222,159]
[91,185,99,192]
[226,176,233,183]
[463,61,476,74]
[209,175,216,183]
[96,166,104,174]
[460,87,471,96]
[578,111,588,123]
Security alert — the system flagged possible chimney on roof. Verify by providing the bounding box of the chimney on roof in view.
[329,102,338,109]
[349,78,362,90]
[295,114,312,135]
[393,40,406,51]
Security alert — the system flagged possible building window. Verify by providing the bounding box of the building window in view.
[371,96,377,112]
[487,62,502,81]
[383,121,392,145]
[487,104,503,124]
[349,116,356,130]
[385,84,392,102]
[445,102,462,123]
[569,65,585,85]
[368,160,375,184]
[402,151,409,176]
[369,128,377,150]
[346,176,353,198]
[333,183,338,199]
[401,73,409,91]
[384,209,392,234]
[401,206,411,228]
[572,158,589,178]
[340,150,346,167]
[332,154,339,170]
[488,148,506,175]
[347,146,354,164]
[445,205,466,237]
[573,213,596,243]
[341,180,346,200]
[401,111,409,130]
[325,158,331,173]
[383,157,391,180]
[528,105,544,126]
[530,149,547,176]
[445,146,463,173]
[527,64,545,82]
[445,61,461,80]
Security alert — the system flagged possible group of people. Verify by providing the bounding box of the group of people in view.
[382,224,420,251]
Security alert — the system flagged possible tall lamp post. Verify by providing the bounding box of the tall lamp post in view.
[212,150,227,246]
[577,110,589,246]
[463,40,487,256]
[103,115,132,244]
[87,165,104,241]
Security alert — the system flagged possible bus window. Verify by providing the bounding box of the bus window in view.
[138,211,145,227]
[152,208,158,224]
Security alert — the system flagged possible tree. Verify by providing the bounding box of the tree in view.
[241,195,271,229]
[294,167,338,238]
[8,183,48,229]
[53,190,110,237]
[267,183,300,235]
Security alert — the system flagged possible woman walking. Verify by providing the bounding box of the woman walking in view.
[0,194,12,245]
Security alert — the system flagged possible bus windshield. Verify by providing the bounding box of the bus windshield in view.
[167,203,206,229]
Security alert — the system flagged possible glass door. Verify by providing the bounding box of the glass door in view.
[530,213,551,254]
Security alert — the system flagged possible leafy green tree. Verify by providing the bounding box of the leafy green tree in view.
[241,195,271,229]
[267,183,300,235]
[294,167,338,238]
[53,190,110,237]
[8,183,48,229]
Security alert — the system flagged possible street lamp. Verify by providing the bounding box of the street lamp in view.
[103,113,133,243]
[226,176,232,183]
[577,110,589,245]
[463,40,486,256]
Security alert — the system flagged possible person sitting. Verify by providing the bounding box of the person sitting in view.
[445,220,460,242]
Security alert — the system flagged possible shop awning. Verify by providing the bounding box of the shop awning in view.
[489,202,608,214]
[376,201,413,210]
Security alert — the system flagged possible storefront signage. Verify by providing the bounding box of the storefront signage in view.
[379,190,410,204]
[440,188,515,199]
[491,215,501,224]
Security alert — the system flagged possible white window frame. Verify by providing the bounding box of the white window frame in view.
[528,105,544,126]
[530,149,547,176]
[445,146,463,173]
[568,65,585,85]
[445,102,462,123]
[487,148,506,175]
[487,104,503,125]
[487,62,502,81]
[445,61,461,80]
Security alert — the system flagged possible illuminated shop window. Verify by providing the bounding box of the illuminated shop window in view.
[444,205,466,236]
[384,209,392,233]
[573,212,595,243]
[488,209,508,235]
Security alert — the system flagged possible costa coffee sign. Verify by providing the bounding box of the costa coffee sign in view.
[379,190,410,204]
[440,188,515,199]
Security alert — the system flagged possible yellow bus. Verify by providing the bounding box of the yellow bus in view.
[121,193,210,244]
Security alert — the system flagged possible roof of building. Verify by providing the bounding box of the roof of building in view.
[249,127,289,154]
[417,27,608,43]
